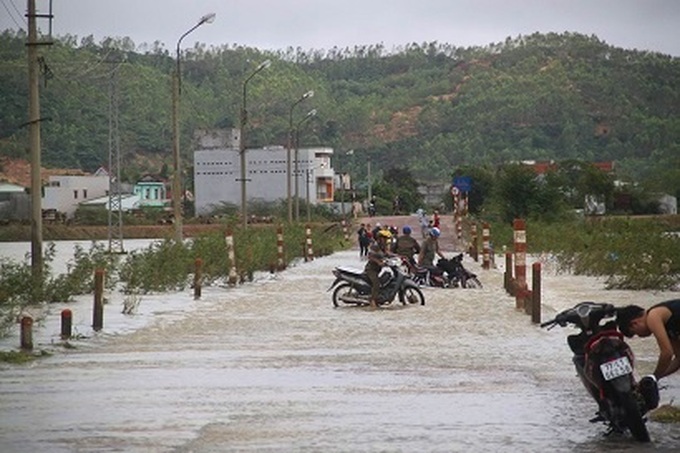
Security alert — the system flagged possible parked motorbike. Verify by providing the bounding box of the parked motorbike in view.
[436,254,483,288]
[397,254,482,289]
[329,257,425,307]
[541,301,659,442]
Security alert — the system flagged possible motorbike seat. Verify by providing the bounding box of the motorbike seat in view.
[335,266,364,276]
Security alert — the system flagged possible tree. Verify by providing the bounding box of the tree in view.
[377,167,423,214]
[493,163,567,223]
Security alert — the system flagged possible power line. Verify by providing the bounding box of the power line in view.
[1,0,26,30]
[8,0,26,26]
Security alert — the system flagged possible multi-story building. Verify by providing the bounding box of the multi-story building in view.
[194,143,336,215]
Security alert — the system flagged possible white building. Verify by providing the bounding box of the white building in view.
[42,168,110,218]
[194,146,336,216]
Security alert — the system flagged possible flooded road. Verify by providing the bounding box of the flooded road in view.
[1,247,679,452]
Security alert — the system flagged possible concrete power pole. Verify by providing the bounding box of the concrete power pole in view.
[26,0,51,280]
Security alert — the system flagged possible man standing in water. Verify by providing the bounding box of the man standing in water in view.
[617,299,680,380]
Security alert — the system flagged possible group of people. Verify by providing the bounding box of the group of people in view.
[357,222,445,310]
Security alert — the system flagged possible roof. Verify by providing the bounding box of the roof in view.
[0,182,26,193]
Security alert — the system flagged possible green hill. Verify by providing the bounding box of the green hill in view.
[1,30,678,195]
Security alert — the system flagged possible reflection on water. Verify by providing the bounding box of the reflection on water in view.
[0,247,679,452]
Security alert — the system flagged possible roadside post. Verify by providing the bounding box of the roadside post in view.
[531,262,542,323]
[226,229,238,285]
[93,269,105,331]
[305,224,314,261]
[482,222,491,270]
[513,219,527,310]
[193,258,203,299]
[61,309,72,339]
[20,316,33,350]
[276,225,286,271]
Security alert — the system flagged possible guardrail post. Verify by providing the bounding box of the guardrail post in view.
[482,222,491,270]
[531,262,542,323]
[20,316,33,350]
[305,224,314,261]
[469,223,478,262]
[225,228,238,285]
[193,258,203,300]
[504,252,513,293]
[276,225,286,271]
[61,309,72,339]
[513,219,527,310]
[93,269,104,331]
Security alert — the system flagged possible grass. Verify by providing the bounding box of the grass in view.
[0,349,51,364]
[649,404,680,423]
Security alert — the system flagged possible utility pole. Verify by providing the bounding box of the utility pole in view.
[367,158,372,202]
[26,0,52,281]
[107,59,125,254]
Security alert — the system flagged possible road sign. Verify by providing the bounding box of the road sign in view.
[453,176,472,193]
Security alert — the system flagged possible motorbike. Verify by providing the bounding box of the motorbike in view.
[541,301,659,442]
[395,255,448,288]
[329,256,425,307]
[397,254,482,289]
[436,254,483,288]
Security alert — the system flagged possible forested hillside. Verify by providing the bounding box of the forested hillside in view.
[0,30,678,195]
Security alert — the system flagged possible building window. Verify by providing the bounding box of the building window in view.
[83,189,88,198]
[73,190,78,199]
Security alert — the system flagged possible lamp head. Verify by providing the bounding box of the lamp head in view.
[303,90,315,99]
[199,13,216,25]
[258,60,272,71]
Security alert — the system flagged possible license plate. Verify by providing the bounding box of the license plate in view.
[600,356,633,381]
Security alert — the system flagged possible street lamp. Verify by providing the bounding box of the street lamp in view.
[239,59,271,229]
[172,12,215,242]
[287,90,314,223]
[339,149,354,219]
[294,108,317,221]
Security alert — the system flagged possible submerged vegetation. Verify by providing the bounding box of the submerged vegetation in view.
[0,222,347,335]
[505,217,680,291]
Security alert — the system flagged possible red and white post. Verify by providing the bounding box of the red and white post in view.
[305,224,314,262]
[225,229,238,285]
[513,218,527,309]
[276,225,285,271]
[482,222,491,270]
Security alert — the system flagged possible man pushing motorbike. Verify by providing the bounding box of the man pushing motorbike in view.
[364,229,393,310]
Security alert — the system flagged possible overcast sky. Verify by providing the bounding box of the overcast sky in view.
[1,0,679,56]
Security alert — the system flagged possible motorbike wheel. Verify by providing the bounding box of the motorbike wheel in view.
[401,284,425,305]
[332,283,362,307]
[462,276,483,289]
[620,392,650,442]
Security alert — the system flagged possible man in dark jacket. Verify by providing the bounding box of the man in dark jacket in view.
[392,225,420,266]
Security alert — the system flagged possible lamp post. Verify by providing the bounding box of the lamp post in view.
[339,149,354,219]
[287,90,314,223]
[239,59,271,229]
[172,12,215,242]
[294,108,317,222]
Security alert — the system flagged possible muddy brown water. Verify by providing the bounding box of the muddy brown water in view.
[1,244,679,452]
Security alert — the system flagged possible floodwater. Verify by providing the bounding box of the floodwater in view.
[1,242,680,453]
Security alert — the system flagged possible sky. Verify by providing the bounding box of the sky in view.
[1,0,679,56]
